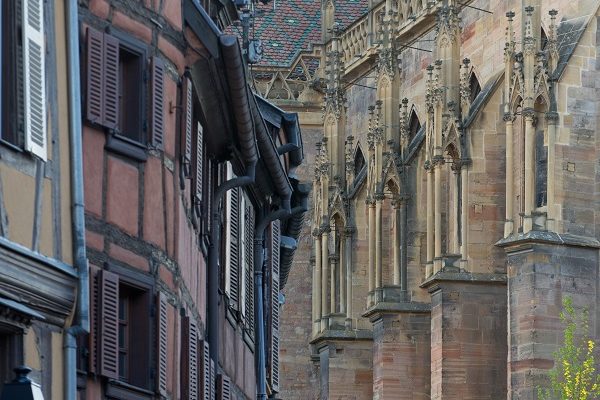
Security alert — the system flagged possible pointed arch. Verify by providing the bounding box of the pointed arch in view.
[354,144,366,176]
[541,26,548,50]
[468,71,481,103]
[408,108,421,140]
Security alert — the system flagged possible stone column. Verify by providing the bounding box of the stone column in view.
[546,111,558,231]
[460,163,468,270]
[504,113,514,237]
[330,254,337,317]
[314,231,322,334]
[523,108,535,233]
[426,165,434,277]
[368,200,376,305]
[392,199,401,286]
[452,168,460,254]
[339,233,346,315]
[344,227,353,329]
[375,194,384,300]
[400,197,408,293]
[433,159,442,273]
[321,227,330,330]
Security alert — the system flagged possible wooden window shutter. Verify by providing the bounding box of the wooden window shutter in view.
[244,203,255,333]
[86,27,104,125]
[200,340,211,400]
[269,220,281,392]
[217,374,231,400]
[194,122,204,208]
[88,264,101,374]
[99,269,119,379]
[103,34,120,130]
[22,0,47,160]
[226,186,241,310]
[151,57,165,149]
[157,292,168,396]
[182,317,199,400]
[182,76,193,176]
[210,359,215,400]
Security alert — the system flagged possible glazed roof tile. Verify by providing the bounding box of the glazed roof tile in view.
[229,0,368,67]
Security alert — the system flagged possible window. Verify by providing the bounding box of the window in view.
[117,46,144,143]
[86,27,164,160]
[89,265,165,398]
[0,330,23,395]
[1,0,22,147]
[117,284,150,385]
[1,0,46,159]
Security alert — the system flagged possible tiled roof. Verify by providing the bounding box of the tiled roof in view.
[334,0,369,30]
[245,0,368,67]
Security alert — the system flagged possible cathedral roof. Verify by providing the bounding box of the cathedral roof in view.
[248,0,368,67]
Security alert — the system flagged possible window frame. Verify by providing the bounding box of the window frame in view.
[86,27,149,161]
[99,263,155,397]
[105,29,148,160]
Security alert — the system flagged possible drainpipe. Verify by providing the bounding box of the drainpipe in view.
[64,0,89,399]
[254,195,312,400]
[208,161,257,370]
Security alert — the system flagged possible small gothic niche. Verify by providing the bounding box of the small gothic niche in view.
[408,109,421,140]
[541,26,548,51]
[469,73,481,103]
[354,146,366,176]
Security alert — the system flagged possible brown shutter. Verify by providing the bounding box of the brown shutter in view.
[88,264,101,374]
[194,122,204,209]
[86,27,104,124]
[217,374,231,400]
[103,34,120,130]
[182,317,199,400]
[182,76,193,176]
[151,57,165,149]
[228,186,241,310]
[99,269,119,379]
[157,292,168,396]
[245,203,255,333]
[269,220,281,392]
[200,339,211,400]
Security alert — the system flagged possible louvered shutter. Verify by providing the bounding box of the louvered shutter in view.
[210,359,215,400]
[151,57,165,149]
[99,269,119,379]
[22,0,46,160]
[194,122,204,208]
[182,317,199,400]
[217,374,231,400]
[89,264,101,374]
[226,186,241,311]
[182,76,193,176]
[103,34,120,130]
[200,340,210,400]
[86,27,104,125]
[157,292,168,396]
[269,220,281,392]
[245,203,255,333]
